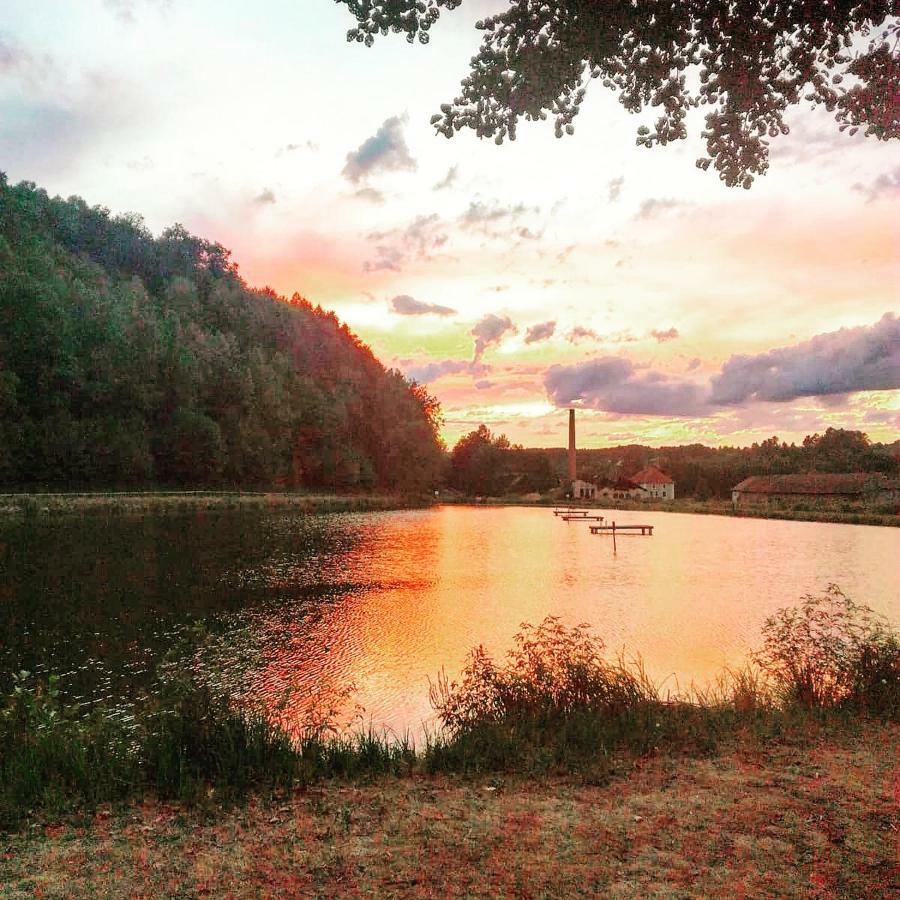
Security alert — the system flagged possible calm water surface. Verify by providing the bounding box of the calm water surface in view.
[2,505,897,734]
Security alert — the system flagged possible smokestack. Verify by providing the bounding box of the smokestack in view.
[567,408,576,482]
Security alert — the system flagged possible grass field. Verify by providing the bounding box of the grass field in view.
[2,721,896,898]
[0,491,424,518]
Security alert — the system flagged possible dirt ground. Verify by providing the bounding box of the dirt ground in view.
[3,723,897,898]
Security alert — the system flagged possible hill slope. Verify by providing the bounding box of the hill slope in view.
[0,175,443,491]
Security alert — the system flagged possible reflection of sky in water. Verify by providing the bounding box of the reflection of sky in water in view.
[231,507,900,735]
[2,507,897,735]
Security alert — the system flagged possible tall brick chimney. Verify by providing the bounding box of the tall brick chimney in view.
[567,408,576,483]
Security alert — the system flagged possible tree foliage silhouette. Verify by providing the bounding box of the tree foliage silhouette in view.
[335,0,899,187]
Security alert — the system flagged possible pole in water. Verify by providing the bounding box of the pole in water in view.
[612,520,617,554]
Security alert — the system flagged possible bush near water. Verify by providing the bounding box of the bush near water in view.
[2,587,897,829]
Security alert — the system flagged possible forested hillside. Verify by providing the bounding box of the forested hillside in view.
[0,175,444,491]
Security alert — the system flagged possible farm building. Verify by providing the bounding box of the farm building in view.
[596,477,648,501]
[630,465,676,500]
[571,479,596,500]
[731,473,899,508]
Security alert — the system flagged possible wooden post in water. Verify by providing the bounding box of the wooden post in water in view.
[612,520,616,553]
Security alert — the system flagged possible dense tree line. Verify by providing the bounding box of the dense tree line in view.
[594,430,898,499]
[449,426,897,498]
[0,176,444,491]
[448,425,555,495]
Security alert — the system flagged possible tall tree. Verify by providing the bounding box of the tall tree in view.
[335,0,899,187]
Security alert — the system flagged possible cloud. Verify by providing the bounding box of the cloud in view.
[390,294,457,316]
[475,380,493,390]
[472,314,517,361]
[852,166,900,203]
[710,313,900,405]
[545,315,899,418]
[544,357,708,417]
[354,187,384,204]
[459,200,544,239]
[342,114,416,184]
[104,0,170,23]
[608,176,624,202]
[277,140,317,155]
[434,165,458,190]
[0,34,54,86]
[524,321,556,344]
[567,326,600,343]
[362,247,403,273]
[400,358,489,384]
[650,327,679,343]
[687,357,701,371]
[364,213,448,272]
[0,73,140,177]
[637,197,684,219]
[403,359,470,383]
[253,189,276,204]
[124,155,154,171]
[460,200,530,228]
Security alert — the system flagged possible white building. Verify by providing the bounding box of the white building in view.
[630,465,675,500]
[571,478,596,500]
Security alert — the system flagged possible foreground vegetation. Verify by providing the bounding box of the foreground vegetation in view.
[4,722,896,897]
[2,588,897,833]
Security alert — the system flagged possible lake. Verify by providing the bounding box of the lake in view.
[2,505,897,734]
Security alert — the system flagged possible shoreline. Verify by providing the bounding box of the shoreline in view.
[0,491,427,518]
[437,495,900,527]
[1,491,895,526]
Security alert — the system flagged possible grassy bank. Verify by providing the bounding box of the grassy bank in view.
[3,720,896,898]
[0,491,425,519]
[439,495,900,526]
[2,589,897,833]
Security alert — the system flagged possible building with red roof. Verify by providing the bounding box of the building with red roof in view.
[630,465,676,500]
[731,473,898,507]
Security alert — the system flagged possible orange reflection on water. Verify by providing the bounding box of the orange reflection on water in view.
[244,506,900,736]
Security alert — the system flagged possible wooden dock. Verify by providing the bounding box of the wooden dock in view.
[553,508,590,516]
[589,522,654,535]
[561,514,604,522]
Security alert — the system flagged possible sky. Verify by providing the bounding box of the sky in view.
[2,0,898,449]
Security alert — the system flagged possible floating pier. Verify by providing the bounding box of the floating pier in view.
[561,514,604,522]
[589,522,654,536]
[553,507,590,516]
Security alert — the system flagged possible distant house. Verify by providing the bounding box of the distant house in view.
[596,477,648,501]
[731,473,898,508]
[571,478,596,500]
[630,465,676,500]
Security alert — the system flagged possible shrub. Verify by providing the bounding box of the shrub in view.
[429,617,654,734]
[754,585,900,716]
[0,672,136,827]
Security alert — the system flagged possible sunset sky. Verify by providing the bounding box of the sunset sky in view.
[3,0,898,448]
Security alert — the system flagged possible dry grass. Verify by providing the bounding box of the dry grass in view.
[0,492,419,519]
[2,722,896,898]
